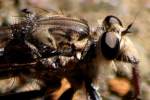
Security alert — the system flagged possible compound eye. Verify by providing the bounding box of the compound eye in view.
[101,32,120,60]
[103,15,123,30]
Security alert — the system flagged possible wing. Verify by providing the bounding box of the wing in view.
[36,15,89,38]
[31,15,90,57]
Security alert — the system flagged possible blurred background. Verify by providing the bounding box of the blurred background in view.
[0,0,149,100]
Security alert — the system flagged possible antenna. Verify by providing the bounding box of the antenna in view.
[122,9,142,35]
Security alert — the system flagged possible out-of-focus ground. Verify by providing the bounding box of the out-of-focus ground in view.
[0,0,150,100]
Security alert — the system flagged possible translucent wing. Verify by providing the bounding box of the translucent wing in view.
[31,15,90,57]
[36,15,89,37]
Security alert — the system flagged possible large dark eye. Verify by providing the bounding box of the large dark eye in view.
[103,15,123,30]
[101,32,120,60]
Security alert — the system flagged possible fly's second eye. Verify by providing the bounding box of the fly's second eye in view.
[101,32,120,60]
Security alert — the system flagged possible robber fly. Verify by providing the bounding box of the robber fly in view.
[0,8,140,100]
[57,15,140,100]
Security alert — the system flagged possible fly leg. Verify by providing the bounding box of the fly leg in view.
[85,80,102,100]
[58,87,76,100]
